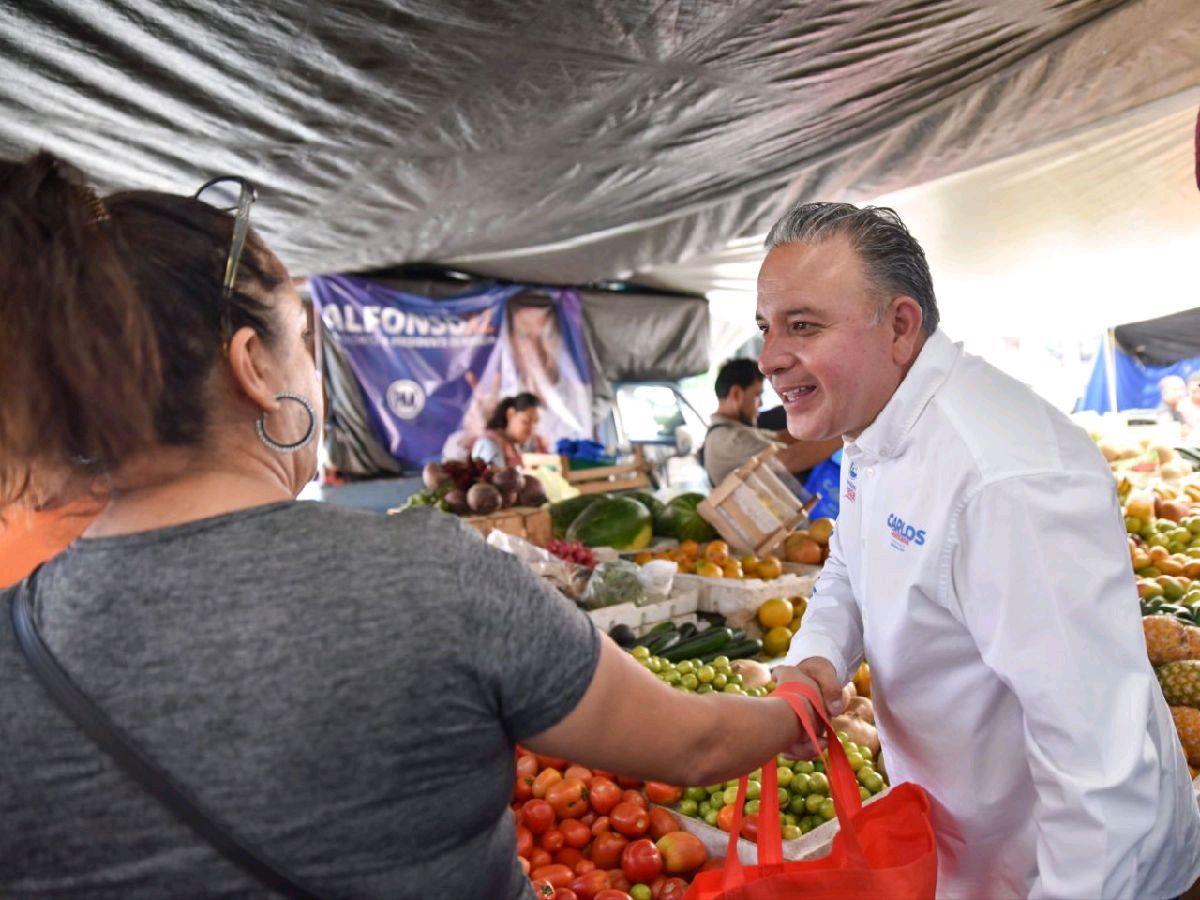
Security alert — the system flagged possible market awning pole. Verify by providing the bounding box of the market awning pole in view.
[1104,328,1120,413]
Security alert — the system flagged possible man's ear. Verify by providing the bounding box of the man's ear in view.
[226,325,277,413]
[889,296,925,365]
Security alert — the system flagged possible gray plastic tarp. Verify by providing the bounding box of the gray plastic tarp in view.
[3,0,1198,288]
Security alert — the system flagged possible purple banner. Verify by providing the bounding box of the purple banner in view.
[310,275,592,468]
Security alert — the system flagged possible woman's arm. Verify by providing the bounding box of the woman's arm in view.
[523,636,808,786]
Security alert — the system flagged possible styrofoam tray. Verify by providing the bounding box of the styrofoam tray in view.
[586,602,642,632]
[675,571,817,628]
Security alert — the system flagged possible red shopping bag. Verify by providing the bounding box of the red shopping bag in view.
[684,682,937,900]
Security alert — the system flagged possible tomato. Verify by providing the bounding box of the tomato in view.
[554,890,580,900]
[555,847,585,869]
[610,802,649,837]
[516,825,534,859]
[642,782,683,806]
[532,864,576,888]
[605,869,632,891]
[570,869,611,900]
[620,838,663,883]
[547,777,590,819]
[698,856,725,873]
[621,790,647,810]
[579,811,596,826]
[616,775,643,789]
[517,753,539,781]
[656,877,689,900]
[575,859,597,875]
[560,818,591,849]
[523,799,556,834]
[531,878,556,899]
[530,848,552,871]
[590,831,629,869]
[536,754,570,770]
[589,778,621,815]
[716,804,735,833]
[590,816,611,836]
[565,765,593,783]
[647,807,680,842]
[594,889,633,900]
[515,775,534,801]
[591,769,615,783]
[541,828,565,853]
[740,814,759,843]
[534,768,564,799]
[655,832,708,874]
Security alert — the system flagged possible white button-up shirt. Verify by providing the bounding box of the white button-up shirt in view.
[783,330,1200,899]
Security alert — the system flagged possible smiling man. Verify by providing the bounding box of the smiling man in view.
[762,202,1200,900]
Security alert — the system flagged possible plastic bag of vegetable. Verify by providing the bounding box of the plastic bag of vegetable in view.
[580,559,646,609]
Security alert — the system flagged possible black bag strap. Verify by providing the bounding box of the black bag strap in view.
[10,576,323,900]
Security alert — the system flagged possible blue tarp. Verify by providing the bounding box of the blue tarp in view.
[1077,339,1200,412]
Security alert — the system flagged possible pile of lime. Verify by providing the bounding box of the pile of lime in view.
[630,646,774,697]
[677,735,887,841]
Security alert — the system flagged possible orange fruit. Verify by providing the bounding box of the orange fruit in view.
[696,560,723,578]
[703,540,730,566]
[679,539,700,559]
[784,537,823,566]
[808,518,835,546]
[634,551,653,566]
[740,554,760,577]
[762,626,792,658]
[722,560,744,579]
[757,554,783,580]
[757,597,793,629]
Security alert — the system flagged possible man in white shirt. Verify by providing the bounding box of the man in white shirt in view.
[761,201,1200,899]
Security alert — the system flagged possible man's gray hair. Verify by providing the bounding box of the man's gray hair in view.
[764,201,939,336]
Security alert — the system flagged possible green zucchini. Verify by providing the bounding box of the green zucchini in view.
[661,627,734,662]
[649,631,683,656]
[633,622,676,648]
[678,622,699,640]
[716,638,763,661]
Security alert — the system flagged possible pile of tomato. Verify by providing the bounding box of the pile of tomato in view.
[514,747,717,900]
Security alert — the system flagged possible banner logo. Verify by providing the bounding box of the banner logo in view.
[386,379,426,420]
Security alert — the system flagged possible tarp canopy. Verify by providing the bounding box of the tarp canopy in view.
[2,0,1198,296]
[1116,308,1200,367]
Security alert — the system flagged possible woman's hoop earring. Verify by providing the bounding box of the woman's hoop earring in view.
[257,392,316,454]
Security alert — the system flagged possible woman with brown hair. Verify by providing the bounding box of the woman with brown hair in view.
[0,154,821,899]
[470,392,551,468]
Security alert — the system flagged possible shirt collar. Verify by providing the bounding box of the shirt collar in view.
[846,329,960,461]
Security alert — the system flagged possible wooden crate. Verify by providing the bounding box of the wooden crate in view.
[560,445,651,496]
[697,445,817,557]
[461,505,552,546]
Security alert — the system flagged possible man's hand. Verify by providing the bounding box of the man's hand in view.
[772,657,843,759]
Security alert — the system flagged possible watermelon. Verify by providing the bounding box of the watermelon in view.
[654,492,718,543]
[549,494,607,539]
[567,496,653,550]
[621,490,664,521]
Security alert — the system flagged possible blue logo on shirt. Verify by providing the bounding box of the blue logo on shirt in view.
[886,513,926,549]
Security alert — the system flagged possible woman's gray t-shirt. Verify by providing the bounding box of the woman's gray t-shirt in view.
[0,502,600,898]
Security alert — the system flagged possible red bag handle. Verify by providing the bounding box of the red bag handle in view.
[720,681,867,887]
